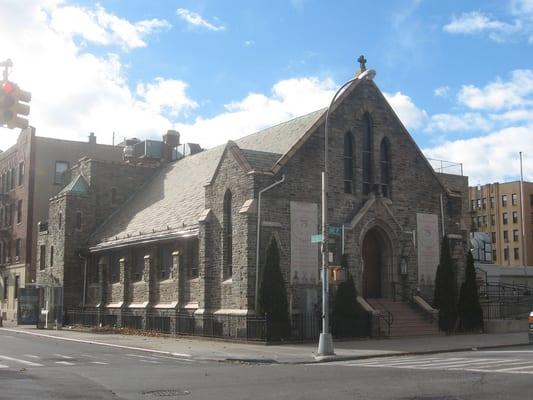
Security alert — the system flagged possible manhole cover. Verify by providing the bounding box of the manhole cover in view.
[143,389,191,397]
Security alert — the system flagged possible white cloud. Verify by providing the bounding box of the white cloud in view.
[434,86,450,97]
[176,8,225,32]
[136,78,198,117]
[383,91,428,130]
[50,3,170,50]
[244,40,255,47]
[457,69,533,111]
[425,113,492,133]
[175,77,336,147]
[424,125,533,183]
[0,0,178,149]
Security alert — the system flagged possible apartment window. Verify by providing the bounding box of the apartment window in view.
[482,215,487,226]
[476,216,481,228]
[2,277,7,300]
[504,247,509,261]
[50,246,54,267]
[512,193,517,206]
[491,232,496,244]
[502,195,507,207]
[39,245,46,270]
[476,199,481,209]
[471,200,475,211]
[54,161,69,185]
[492,249,497,262]
[513,229,519,242]
[362,113,373,195]
[482,198,487,209]
[512,211,518,224]
[75,211,82,230]
[6,241,10,263]
[490,214,495,226]
[15,239,21,260]
[503,212,508,225]
[16,199,22,224]
[490,196,495,208]
[18,162,24,186]
[514,248,520,260]
[503,230,509,242]
[14,276,19,299]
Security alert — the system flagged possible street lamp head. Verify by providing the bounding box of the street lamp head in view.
[357,69,376,81]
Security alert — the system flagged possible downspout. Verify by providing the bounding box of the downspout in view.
[79,252,88,308]
[440,192,446,237]
[255,174,286,312]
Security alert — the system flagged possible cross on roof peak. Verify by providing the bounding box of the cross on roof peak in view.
[357,55,367,72]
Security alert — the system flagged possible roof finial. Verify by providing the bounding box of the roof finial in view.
[357,55,367,73]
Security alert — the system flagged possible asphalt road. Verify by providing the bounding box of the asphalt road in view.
[1,330,533,400]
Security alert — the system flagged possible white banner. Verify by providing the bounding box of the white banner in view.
[417,213,440,287]
[290,201,319,284]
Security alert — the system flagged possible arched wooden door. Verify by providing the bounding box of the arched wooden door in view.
[362,229,382,298]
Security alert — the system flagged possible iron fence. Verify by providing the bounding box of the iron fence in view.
[64,308,371,342]
[481,299,533,320]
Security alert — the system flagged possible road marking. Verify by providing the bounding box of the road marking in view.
[0,328,193,359]
[416,359,522,369]
[126,353,159,360]
[55,361,75,366]
[488,364,533,372]
[24,354,40,359]
[53,354,74,359]
[477,350,533,354]
[90,361,108,365]
[0,355,43,367]
[348,357,461,366]
[0,364,7,368]
[462,367,533,375]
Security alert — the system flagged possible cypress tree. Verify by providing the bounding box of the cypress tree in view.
[433,236,458,332]
[332,254,361,337]
[258,237,290,339]
[457,250,483,331]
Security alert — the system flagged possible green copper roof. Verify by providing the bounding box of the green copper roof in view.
[59,174,89,195]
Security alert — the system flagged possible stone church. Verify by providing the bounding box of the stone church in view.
[36,63,469,337]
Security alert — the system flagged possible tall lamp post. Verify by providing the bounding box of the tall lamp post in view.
[317,56,376,358]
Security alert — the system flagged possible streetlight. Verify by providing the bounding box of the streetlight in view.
[317,56,376,358]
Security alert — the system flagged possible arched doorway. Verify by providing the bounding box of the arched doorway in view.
[362,227,391,298]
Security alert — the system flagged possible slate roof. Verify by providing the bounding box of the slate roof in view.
[89,109,325,250]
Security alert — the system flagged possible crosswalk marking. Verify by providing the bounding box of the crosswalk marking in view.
[349,357,463,366]
[53,354,74,359]
[55,361,75,366]
[24,354,40,359]
[0,355,43,367]
[0,364,8,368]
[394,358,520,369]
[90,361,108,365]
[489,364,533,372]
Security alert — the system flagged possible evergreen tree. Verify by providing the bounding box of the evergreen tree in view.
[332,254,362,337]
[433,236,458,332]
[258,237,290,339]
[457,250,484,331]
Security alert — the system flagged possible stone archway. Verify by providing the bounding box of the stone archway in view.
[362,226,392,299]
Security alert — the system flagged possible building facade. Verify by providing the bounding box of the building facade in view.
[0,128,122,322]
[37,69,469,336]
[469,181,533,266]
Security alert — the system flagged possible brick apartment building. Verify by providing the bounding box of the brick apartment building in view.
[36,67,469,337]
[469,181,533,266]
[0,128,122,322]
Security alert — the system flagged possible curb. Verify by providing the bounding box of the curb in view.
[1,327,529,365]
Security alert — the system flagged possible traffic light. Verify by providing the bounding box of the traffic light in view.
[0,81,31,129]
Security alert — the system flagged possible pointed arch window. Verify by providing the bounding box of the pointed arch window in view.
[343,132,354,194]
[362,113,373,195]
[380,138,391,198]
[223,189,233,279]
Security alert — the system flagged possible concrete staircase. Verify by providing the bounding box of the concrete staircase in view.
[366,298,441,337]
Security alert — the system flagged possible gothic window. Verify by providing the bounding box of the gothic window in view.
[111,254,120,283]
[343,132,354,194]
[380,137,391,197]
[132,250,145,282]
[223,189,233,279]
[362,113,373,195]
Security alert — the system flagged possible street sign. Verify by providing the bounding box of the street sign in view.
[328,226,342,236]
[311,234,323,243]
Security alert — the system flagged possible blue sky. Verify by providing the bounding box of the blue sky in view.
[0,0,532,183]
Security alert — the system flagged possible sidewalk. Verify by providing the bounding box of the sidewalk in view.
[1,324,530,364]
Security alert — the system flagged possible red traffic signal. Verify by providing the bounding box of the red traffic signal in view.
[0,81,31,129]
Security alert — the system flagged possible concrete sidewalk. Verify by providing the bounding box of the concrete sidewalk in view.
[1,325,530,364]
